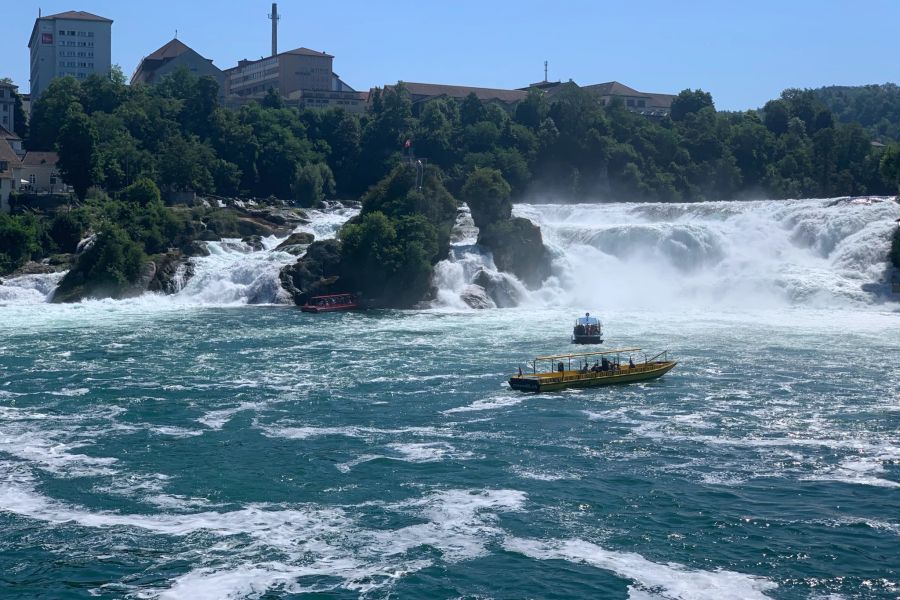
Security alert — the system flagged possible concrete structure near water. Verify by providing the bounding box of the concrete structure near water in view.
[28,10,113,99]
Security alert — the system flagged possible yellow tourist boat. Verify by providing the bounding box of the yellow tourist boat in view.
[508,348,676,393]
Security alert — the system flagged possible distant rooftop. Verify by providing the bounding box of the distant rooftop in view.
[40,10,113,23]
[144,38,193,61]
[0,126,21,142]
[22,151,59,167]
[395,82,528,104]
[225,47,333,71]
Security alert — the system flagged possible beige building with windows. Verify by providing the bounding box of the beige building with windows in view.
[28,10,113,99]
[20,152,63,194]
[224,47,366,112]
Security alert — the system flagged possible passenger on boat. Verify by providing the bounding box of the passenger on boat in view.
[557,362,564,373]
[591,361,601,372]
[601,357,610,371]
[580,364,589,374]
[629,357,635,368]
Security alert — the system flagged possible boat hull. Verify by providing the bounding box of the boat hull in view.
[508,361,677,393]
[300,304,357,313]
[572,335,603,345]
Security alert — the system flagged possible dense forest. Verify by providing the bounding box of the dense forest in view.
[2,69,900,303]
[813,84,900,143]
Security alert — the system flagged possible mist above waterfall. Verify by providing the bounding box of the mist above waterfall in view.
[433,197,900,310]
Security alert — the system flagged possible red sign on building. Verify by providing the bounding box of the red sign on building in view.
[42,33,54,44]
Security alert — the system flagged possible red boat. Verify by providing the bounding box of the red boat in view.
[301,294,358,313]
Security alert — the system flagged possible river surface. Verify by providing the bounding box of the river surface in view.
[0,199,898,599]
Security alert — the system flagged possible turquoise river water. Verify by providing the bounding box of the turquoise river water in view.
[0,198,898,599]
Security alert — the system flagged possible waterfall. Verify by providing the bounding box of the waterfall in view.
[0,272,65,305]
[0,206,359,307]
[170,205,358,306]
[431,197,900,309]
[431,205,530,309]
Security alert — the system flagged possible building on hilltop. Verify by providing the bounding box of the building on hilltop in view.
[131,38,225,92]
[223,47,366,113]
[384,82,528,110]
[0,81,17,134]
[28,10,113,99]
[581,81,675,117]
[521,79,675,116]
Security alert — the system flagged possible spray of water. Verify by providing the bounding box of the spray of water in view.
[432,197,900,310]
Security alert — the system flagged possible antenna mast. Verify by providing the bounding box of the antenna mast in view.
[268,3,280,57]
[544,60,548,83]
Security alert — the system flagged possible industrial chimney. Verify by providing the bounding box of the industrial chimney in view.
[269,3,280,57]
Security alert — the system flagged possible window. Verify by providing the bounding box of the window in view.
[0,161,8,173]
[1,116,7,126]
[88,32,94,37]
[50,176,58,185]
[2,104,7,112]
[637,100,646,108]
[29,174,36,185]
[626,99,635,107]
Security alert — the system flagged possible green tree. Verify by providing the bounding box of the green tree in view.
[29,76,82,150]
[121,177,162,206]
[56,103,100,201]
[880,144,900,193]
[670,89,714,121]
[460,168,512,229]
[49,210,89,254]
[293,162,336,206]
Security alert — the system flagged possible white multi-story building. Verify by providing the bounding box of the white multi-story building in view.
[28,10,113,99]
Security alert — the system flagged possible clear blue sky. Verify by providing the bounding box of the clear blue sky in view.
[3,0,898,110]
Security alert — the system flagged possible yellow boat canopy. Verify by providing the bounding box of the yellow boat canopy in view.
[535,348,642,361]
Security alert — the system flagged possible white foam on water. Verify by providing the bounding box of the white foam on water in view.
[49,387,90,397]
[0,426,118,477]
[509,466,582,481]
[442,395,524,414]
[147,425,205,439]
[504,537,777,600]
[0,469,528,600]
[197,402,263,430]
[336,442,475,472]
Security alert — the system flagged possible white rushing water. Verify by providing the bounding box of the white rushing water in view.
[0,205,358,309]
[1,198,898,311]
[433,197,900,310]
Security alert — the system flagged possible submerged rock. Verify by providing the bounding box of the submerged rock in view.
[279,239,343,305]
[275,232,315,255]
[473,269,523,308]
[460,284,495,309]
[241,235,265,252]
[147,251,195,295]
[479,217,552,289]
